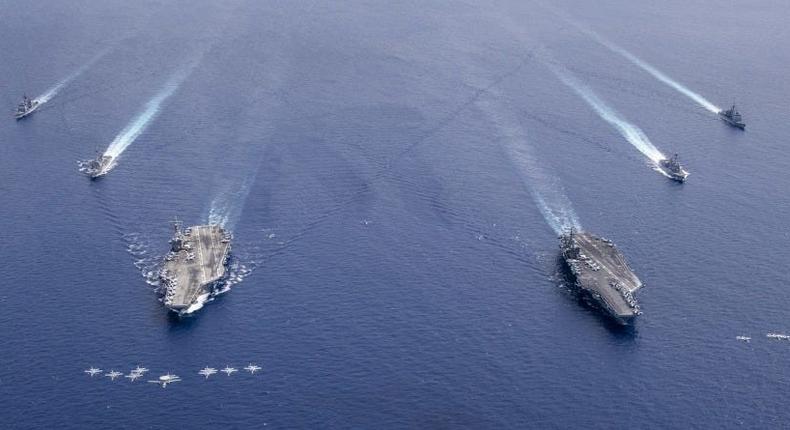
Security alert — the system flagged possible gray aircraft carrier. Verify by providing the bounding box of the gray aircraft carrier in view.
[158,221,232,315]
[559,229,643,325]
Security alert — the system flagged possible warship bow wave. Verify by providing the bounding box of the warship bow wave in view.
[78,152,115,179]
[718,105,745,129]
[559,229,643,325]
[158,221,232,315]
[14,95,39,119]
[658,153,689,183]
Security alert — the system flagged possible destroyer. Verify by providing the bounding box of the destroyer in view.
[14,95,39,119]
[559,229,643,325]
[718,105,745,129]
[658,153,689,183]
[78,151,115,179]
[158,220,232,315]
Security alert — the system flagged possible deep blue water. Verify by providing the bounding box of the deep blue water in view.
[2,1,790,428]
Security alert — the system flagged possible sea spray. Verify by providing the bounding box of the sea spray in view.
[548,63,666,163]
[37,48,110,104]
[207,173,257,230]
[122,232,163,287]
[533,193,581,236]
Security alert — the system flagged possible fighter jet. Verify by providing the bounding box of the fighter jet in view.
[132,366,149,375]
[198,367,218,379]
[105,370,123,381]
[84,367,102,377]
[148,373,182,388]
[221,366,238,376]
[125,372,143,382]
[736,336,751,342]
[244,364,261,374]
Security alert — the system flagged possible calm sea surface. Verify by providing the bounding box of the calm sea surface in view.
[2,1,789,428]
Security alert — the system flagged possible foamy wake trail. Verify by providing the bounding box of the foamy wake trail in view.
[549,65,666,163]
[122,232,163,287]
[480,98,582,235]
[37,49,109,104]
[533,193,581,236]
[104,64,194,159]
[206,173,256,230]
[562,16,721,113]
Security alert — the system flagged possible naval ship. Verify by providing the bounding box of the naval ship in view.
[658,154,689,183]
[78,152,115,179]
[718,105,745,129]
[559,229,643,325]
[14,95,39,119]
[158,220,232,315]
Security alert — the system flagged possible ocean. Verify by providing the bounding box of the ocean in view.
[1,0,789,428]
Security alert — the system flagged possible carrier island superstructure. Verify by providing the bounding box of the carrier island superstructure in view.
[158,220,232,315]
[559,229,643,325]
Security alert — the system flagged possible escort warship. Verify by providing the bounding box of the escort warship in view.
[658,153,689,183]
[78,151,115,179]
[719,105,745,129]
[15,95,39,119]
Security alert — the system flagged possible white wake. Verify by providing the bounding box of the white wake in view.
[37,49,109,104]
[206,173,256,230]
[558,14,721,114]
[479,98,582,235]
[549,64,666,163]
[103,66,192,159]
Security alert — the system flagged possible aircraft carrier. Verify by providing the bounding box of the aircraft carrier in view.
[158,221,232,315]
[559,229,643,325]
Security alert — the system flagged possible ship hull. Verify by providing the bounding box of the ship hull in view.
[657,163,688,183]
[14,102,40,120]
[718,113,745,130]
[163,252,231,316]
[79,156,115,179]
[158,224,232,315]
[559,231,643,325]
[560,255,633,325]
[662,170,687,183]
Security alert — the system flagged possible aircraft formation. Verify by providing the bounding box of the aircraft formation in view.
[736,333,790,343]
[84,363,261,388]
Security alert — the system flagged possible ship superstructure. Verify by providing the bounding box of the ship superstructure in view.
[559,229,643,325]
[158,220,232,315]
[658,153,689,183]
[78,152,115,179]
[718,105,745,129]
[15,95,39,119]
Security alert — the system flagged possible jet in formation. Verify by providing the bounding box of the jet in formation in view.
[105,370,123,381]
[148,373,182,388]
[244,364,261,374]
[766,333,790,340]
[84,367,102,377]
[132,366,150,375]
[198,367,218,379]
[86,363,260,384]
[736,336,751,342]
